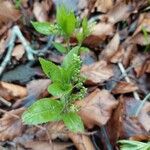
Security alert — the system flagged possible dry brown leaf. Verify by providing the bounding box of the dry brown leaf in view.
[0,81,27,101]
[105,96,148,146]
[84,22,114,47]
[93,0,113,13]
[0,1,20,24]
[12,44,25,61]
[101,33,120,61]
[112,81,138,94]
[24,141,72,150]
[130,33,150,45]
[131,53,147,77]
[81,61,114,84]
[76,89,118,128]
[68,133,95,150]
[0,108,25,141]
[100,1,133,24]
[138,102,150,132]
[33,1,48,22]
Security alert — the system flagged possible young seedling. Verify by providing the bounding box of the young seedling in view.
[22,46,87,132]
[31,5,91,53]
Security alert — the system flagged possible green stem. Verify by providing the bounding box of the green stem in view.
[135,93,150,116]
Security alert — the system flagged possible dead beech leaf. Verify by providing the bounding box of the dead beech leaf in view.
[81,61,114,84]
[138,102,150,132]
[0,108,25,141]
[131,53,147,77]
[106,96,148,146]
[93,0,113,13]
[12,44,25,61]
[103,1,133,24]
[101,33,120,61]
[33,1,48,22]
[84,23,114,47]
[76,89,118,128]
[112,81,138,94]
[24,141,72,150]
[0,81,27,101]
[68,133,95,150]
[0,1,20,25]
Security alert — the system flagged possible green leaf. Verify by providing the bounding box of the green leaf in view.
[31,21,60,35]
[39,57,62,82]
[62,46,79,68]
[117,140,150,150]
[53,42,67,53]
[63,112,84,132]
[56,6,76,37]
[22,98,63,125]
[48,82,72,97]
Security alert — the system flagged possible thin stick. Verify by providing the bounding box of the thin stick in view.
[135,93,150,116]
[0,96,11,107]
[118,62,140,101]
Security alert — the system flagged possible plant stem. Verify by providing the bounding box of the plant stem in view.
[135,93,150,116]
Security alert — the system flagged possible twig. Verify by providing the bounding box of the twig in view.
[117,62,140,101]
[135,93,150,116]
[0,96,11,107]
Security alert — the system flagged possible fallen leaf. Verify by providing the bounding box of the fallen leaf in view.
[105,96,149,147]
[84,22,114,47]
[68,132,95,150]
[81,61,114,84]
[12,44,25,61]
[24,141,72,150]
[112,81,138,94]
[100,33,121,62]
[138,102,150,132]
[101,1,133,24]
[0,81,27,101]
[93,0,113,13]
[76,89,118,128]
[33,1,48,22]
[0,108,25,141]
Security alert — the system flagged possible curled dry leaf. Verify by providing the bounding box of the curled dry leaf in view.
[112,81,138,94]
[131,53,148,77]
[68,132,95,150]
[76,89,118,128]
[105,96,149,147]
[0,81,27,101]
[84,22,114,47]
[101,33,122,63]
[24,141,72,150]
[12,44,25,61]
[0,108,25,141]
[81,61,114,84]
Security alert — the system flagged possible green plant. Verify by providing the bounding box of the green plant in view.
[15,0,21,9]
[117,140,150,150]
[22,46,87,132]
[31,5,91,53]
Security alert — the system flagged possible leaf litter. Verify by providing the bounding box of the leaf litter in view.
[0,0,150,149]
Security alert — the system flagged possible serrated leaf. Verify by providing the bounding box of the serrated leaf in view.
[63,112,84,132]
[53,42,67,53]
[117,140,150,150]
[56,6,76,37]
[48,82,72,97]
[39,58,62,82]
[31,21,59,35]
[22,98,63,125]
